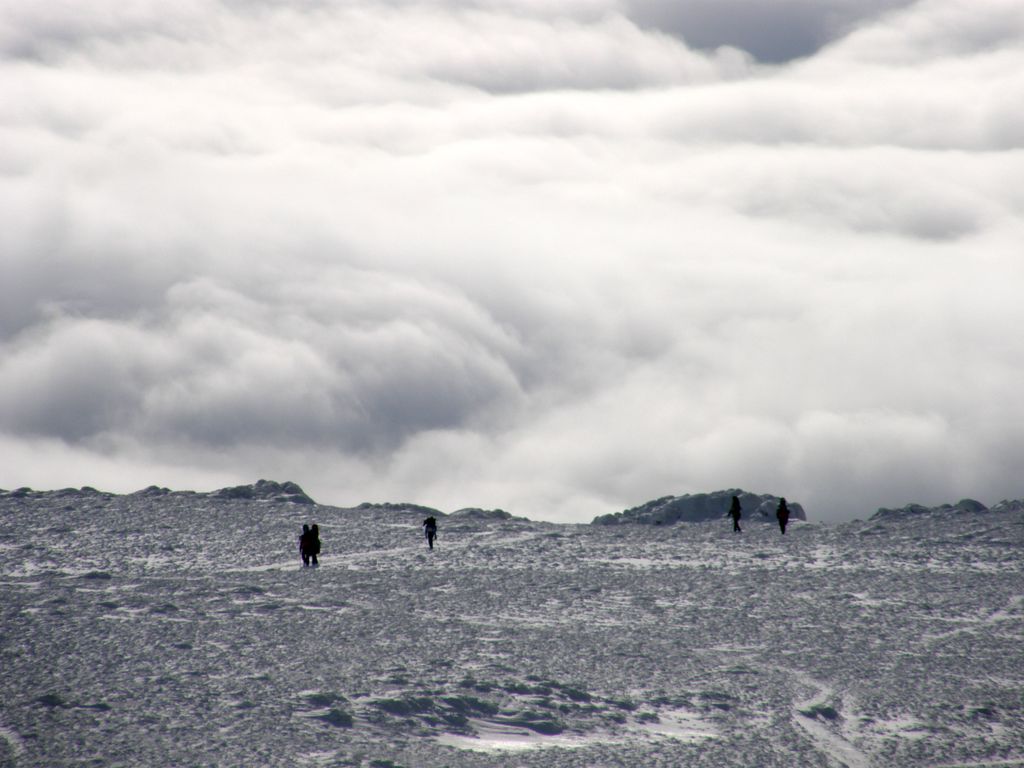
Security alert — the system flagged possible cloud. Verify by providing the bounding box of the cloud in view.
[831,0,1024,63]
[624,0,919,62]
[1,0,1022,520]
[0,271,528,454]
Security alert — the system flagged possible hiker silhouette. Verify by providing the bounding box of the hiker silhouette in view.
[298,524,311,567]
[423,516,437,550]
[729,495,742,533]
[309,524,321,566]
[776,498,790,535]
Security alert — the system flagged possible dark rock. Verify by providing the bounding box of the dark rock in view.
[315,708,354,728]
[132,486,172,497]
[800,704,840,721]
[440,696,500,716]
[374,697,435,717]
[305,692,346,708]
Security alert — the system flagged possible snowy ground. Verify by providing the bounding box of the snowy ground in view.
[1,488,1022,767]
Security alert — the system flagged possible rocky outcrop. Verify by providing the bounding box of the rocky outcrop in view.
[449,507,529,523]
[870,498,990,520]
[212,480,314,505]
[991,499,1024,512]
[592,490,807,526]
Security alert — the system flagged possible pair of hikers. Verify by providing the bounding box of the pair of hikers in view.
[298,524,321,567]
[728,496,791,535]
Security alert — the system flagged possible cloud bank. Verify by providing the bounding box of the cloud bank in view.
[2,0,1023,521]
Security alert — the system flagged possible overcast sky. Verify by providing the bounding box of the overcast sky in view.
[1,0,1022,522]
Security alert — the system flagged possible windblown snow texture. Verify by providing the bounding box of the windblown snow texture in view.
[1,483,1021,767]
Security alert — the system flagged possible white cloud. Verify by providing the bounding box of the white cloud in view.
[830,0,1024,64]
[1,0,1022,520]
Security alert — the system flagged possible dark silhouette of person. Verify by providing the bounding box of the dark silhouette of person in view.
[729,495,742,533]
[309,524,321,567]
[299,524,311,567]
[423,516,437,550]
[776,498,790,535]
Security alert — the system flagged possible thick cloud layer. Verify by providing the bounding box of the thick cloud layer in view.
[2,0,1022,521]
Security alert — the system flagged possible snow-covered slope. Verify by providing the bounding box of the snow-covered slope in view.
[1,484,1021,767]
[593,489,807,526]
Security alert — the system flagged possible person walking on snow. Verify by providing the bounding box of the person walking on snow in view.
[299,524,312,567]
[776,498,790,535]
[729,495,742,533]
[423,516,438,550]
[309,524,321,567]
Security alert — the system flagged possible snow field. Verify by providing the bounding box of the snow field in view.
[1,490,1022,767]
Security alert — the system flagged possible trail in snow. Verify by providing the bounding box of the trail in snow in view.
[789,671,869,768]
